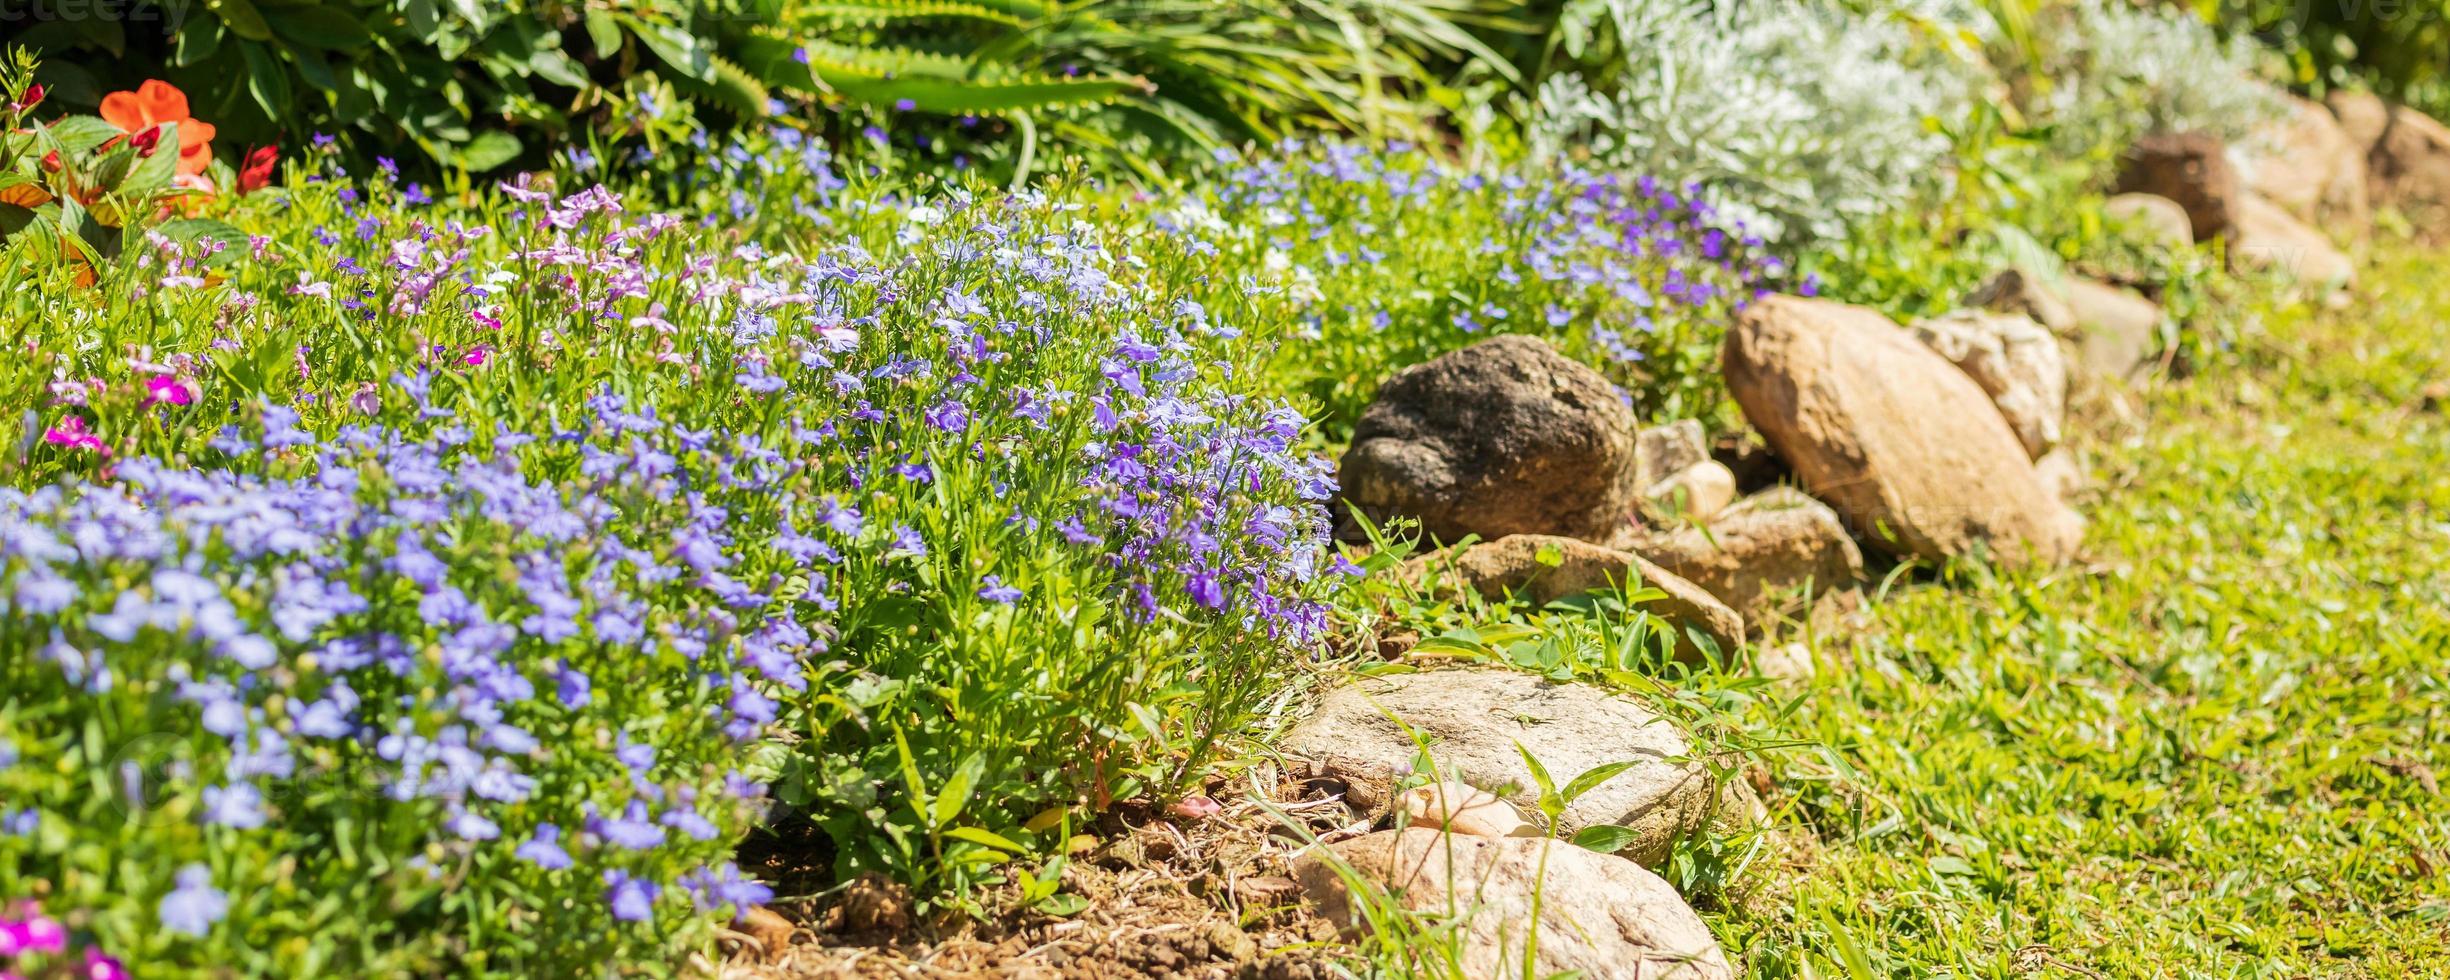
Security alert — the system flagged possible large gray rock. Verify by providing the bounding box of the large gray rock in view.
[2116,131,2240,242]
[1910,309,2068,460]
[1340,335,1640,545]
[1282,669,1720,868]
[1635,487,1865,626]
[2241,93,2370,237]
[1297,829,1735,980]
[1419,534,1744,661]
[1723,295,2082,566]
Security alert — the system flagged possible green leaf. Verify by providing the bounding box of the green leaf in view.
[214,0,277,41]
[241,41,293,122]
[43,117,124,156]
[1514,742,1561,822]
[583,11,622,59]
[1569,825,1645,855]
[121,125,181,195]
[452,131,522,173]
[270,6,373,49]
[70,14,125,57]
[932,752,984,828]
[1559,761,1639,807]
[174,19,226,67]
[892,730,932,829]
[621,16,709,80]
[1033,893,1090,917]
[154,218,250,266]
[942,826,1026,853]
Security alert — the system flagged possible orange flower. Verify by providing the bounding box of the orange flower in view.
[99,80,215,177]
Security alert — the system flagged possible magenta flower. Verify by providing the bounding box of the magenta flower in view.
[40,417,108,456]
[83,949,130,980]
[144,375,193,408]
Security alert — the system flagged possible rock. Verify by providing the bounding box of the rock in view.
[1641,461,1738,525]
[2102,193,2196,251]
[2033,449,2083,504]
[2328,89,2393,152]
[736,906,796,959]
[1634,487,1865,626]
[1282,669,1722,867]
[2229,193,2356,289]
[1422,534,1744,660]
[1965,266,2074,333]
[1754,642,1816,682]
[2115,131,2240,242]
[1966,268,2162,383]
[1634,419,1710,490]
[2371,103,2450,235]
[1394,781,1539,838]
[1909,309,2068,459]
[1297,829,1734,980]
[1723,295,2082,566]
[2059,279,2165,382]
[1339,336,1642,546]
[2242,93,2371,236]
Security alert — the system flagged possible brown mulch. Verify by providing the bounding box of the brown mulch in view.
[716,770,1371,979]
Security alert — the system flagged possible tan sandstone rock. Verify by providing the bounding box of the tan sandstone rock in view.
[1393,781,1539,838]
[1910,309,2068,460]
[1298,829,1735,980]
[1966,268,2163,384]
[1635,487,1866,626]
[1643,460,1740,526]
[2104,192,2197,252]
[1282,669,1723,868]
[1421,534,1744,660]
[1723,295,2082,566]
[2242,92,2370,236]
[2229,193,2356,290]
[2330,91,2450,237]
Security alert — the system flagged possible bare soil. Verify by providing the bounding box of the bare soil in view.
[718,772,1367,979]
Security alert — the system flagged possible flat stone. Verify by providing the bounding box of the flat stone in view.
[1297,828,1735,980]
[1282,669,1721,868]
[1422,534,1744,661]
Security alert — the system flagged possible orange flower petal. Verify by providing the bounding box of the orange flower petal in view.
[137,80,189,125]
[98,91,147,132]
[176,142,213,177]
[175,119,215,151]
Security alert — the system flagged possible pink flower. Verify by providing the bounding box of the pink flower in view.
[462,346,488,367]
[82,949,129,980]
[144,374,192,407]
[41,417,109,456]
[0,914,65,956]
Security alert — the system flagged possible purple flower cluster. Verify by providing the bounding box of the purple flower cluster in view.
[1182,140,1791,422]
[0,393,783,938]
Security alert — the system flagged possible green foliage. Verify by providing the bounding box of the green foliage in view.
[1706,245,2450,974]
[0,52,237,285]
[2209,0,2450,115]
[8,0,1526,182]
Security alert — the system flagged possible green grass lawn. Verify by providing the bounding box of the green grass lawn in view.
[1713,245,2450,977]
